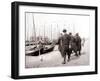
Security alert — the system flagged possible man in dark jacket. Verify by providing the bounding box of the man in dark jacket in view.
[60,29,70,64]
[75,33,81,55]
[69,33,78,56]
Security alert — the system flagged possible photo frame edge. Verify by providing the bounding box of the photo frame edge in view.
[11,1,98,79]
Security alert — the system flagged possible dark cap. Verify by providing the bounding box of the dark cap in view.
[63,29,67,33]
[76,33,79,36]
[69,32,72,35]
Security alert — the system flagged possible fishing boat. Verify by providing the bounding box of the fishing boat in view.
[25,13,55,56]
[26,45,55,56]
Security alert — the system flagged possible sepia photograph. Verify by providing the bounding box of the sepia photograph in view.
[11,2,97,79]
[25,12,90,68]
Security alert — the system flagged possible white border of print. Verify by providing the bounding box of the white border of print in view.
[19,5,95,76]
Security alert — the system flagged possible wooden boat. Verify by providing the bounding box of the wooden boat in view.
[26,45,55,56]
[25,14,55,56]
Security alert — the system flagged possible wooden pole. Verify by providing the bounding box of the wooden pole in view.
[32,13,36,42]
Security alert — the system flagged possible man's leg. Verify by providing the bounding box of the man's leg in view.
[68,48,73,61]
[62,52,66,64]
[67,54,71,62]
[79,50,81,55]
[75,50,78,56]
[67,48,71,62]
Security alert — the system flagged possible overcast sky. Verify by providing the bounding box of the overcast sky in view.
[25,13,90,40]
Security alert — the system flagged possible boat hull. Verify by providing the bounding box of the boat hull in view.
[26,46,54,56]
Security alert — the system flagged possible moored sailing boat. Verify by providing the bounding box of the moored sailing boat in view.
[25,14,55,56]
[26,44,55,56]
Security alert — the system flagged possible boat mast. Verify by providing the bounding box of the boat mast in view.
[44,24,45,42]
[26,13,29,42]
[57,24,60,38]
[27,14,31,46]
[32,13,36,43]
[27,29,28,42]
[51,24,52,42]
[73,24,75,35]
[25,14,28,42]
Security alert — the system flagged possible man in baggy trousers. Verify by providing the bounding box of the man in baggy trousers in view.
[58,29,71,64]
